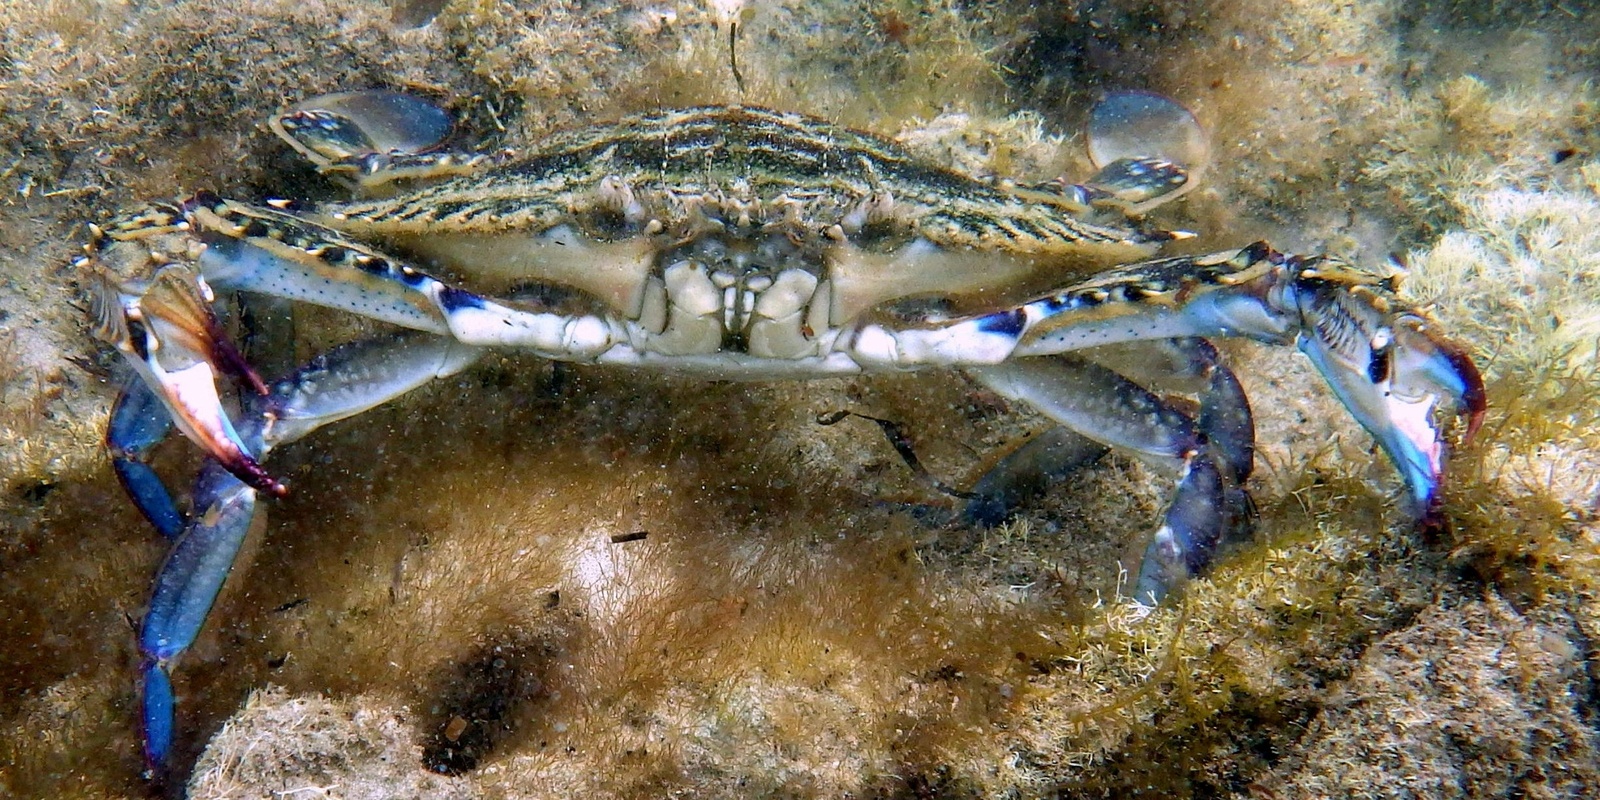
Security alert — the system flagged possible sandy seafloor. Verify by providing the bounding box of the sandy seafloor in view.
[1,0,1599,797]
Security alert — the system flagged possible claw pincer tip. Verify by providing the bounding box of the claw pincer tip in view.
[229,457,288,497]
[1443,340,1487,445]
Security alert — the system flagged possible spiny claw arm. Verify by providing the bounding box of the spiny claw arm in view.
[867,243,1484,522]
[136,332,482,773]
[88,194,626,494]
[84,193,539,498]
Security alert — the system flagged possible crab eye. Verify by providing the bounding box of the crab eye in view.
[273,90,455,164]
[1087,90,1209,183]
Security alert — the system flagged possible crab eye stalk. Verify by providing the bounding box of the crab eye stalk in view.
[1085,90,1209,212]
[271,90,455,166]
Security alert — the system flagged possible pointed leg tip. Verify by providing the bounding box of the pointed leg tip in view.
[1463,404,1488,448]
[1128,581,1168,608]
[139,663,176,778]
[252,464,289,497]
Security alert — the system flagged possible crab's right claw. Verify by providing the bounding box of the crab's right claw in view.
[89,263,286,498]
[1293,267,1486,524]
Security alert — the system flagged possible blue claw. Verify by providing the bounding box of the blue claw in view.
[92,262,288,499]
[1300,335,1438,510]
[1296,312,1484,520]
[1194,339,1255,486]
[108,380,186,539]
[1286,258,1486,523]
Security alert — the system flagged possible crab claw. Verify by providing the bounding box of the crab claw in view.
[1290,259,1486,521]
[90,263,287,497]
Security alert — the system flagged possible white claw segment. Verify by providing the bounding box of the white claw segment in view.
[1291,282,1485,519]
[847,324,900,366]
[886,319,1022,366]
[438,293,615,358]
[564,315,613,354]
[92,266,286,496]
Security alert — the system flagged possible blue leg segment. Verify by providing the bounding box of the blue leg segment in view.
[139,661,175,775]
[108,380,187,539]
[963,427,1108,528]
[1131,339,1256,604]
[140,463,258,664]
[1133,452,1227,605]
[137,460,258,775]
[969,344,1256,606]
[1191,338,1255,486]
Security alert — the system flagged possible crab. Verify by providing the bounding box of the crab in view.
[81,92,1485,778]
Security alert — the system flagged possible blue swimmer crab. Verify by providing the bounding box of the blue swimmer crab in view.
[79,91,1485,777]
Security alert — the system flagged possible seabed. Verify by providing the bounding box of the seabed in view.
[0,1,1597,798]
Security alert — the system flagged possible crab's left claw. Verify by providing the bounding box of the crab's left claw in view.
[1291,260,1486,523]
[89,260,286,498]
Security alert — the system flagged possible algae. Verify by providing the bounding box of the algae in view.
[0,0,1597,798]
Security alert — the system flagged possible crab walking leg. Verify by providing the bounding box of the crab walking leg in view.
[1185,338,1256,488]
[862,243,1485,520]
[957,339,1240,526]
[107,380,188,539]
[963,428,1110,528]
[138,332,482,772]
[1143,339,1256,603]
[139,460,255,772]
[969,349,1253,605]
